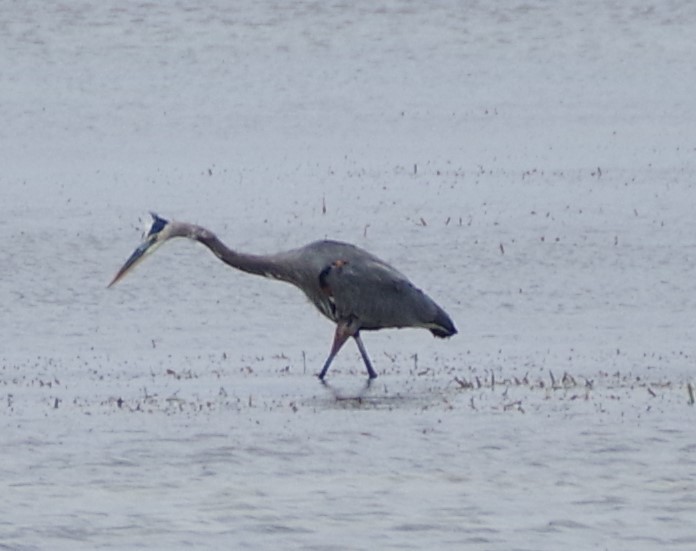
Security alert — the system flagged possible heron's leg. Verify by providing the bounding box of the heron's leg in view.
[318,323,352,380]
[353,332,378,379]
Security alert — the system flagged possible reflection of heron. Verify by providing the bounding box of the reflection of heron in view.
[109,214,457,380]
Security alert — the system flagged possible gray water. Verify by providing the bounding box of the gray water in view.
[2,1,696,549]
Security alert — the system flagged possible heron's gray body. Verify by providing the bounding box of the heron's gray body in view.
[199,234,453,336]
[109,215,457,380]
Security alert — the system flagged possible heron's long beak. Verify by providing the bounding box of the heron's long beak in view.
[108,237,161,288]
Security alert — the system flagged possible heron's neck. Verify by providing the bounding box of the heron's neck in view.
[195,232,296,282]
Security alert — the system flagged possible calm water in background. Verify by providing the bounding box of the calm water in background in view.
[2,1,696,549]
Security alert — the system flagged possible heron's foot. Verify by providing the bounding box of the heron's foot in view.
[316,373,376,383]
[320,377,375,401]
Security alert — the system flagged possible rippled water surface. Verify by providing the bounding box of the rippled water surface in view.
[2,1,696,549]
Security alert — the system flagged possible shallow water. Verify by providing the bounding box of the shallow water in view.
[2,1,696,549]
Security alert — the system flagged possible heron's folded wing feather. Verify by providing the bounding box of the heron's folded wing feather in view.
[326,260,440,329]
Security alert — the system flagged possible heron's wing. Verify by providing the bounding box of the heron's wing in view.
[324,259,439,330]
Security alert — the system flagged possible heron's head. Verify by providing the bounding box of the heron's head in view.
[108,212,174,287]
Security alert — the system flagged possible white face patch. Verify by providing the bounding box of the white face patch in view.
[140,215,155,239]
[143,213,170,240]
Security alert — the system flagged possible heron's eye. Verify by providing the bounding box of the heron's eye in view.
[147,214,168,238]
[140,214,167,240]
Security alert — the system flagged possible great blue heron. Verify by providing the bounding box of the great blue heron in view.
[109,213,457,380]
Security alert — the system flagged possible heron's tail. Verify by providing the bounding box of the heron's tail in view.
[429,307,457,338]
